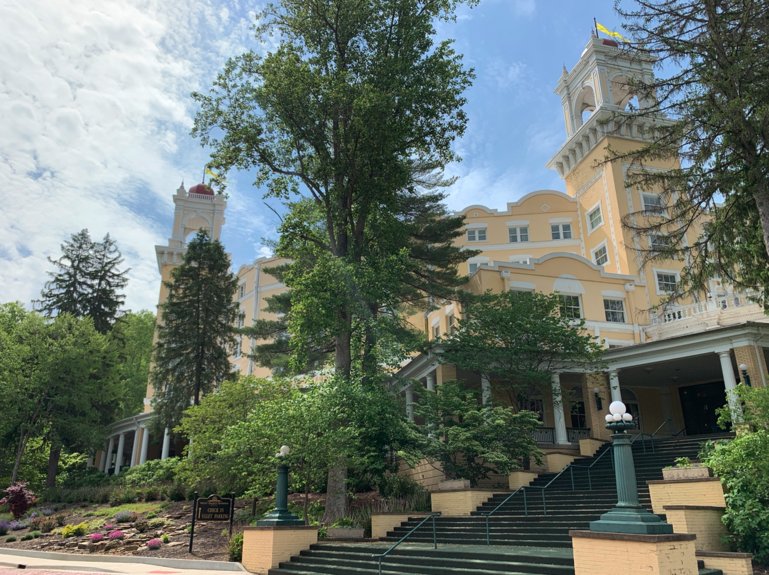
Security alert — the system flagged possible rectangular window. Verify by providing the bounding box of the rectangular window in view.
[238,284,245,298]
[603,298,626,323]
[593,245,609,266]
[446,314,457,335]
[467,228,487,242]
[642,193,664,214]
[508,226,529,243]
[468,262,479,274]
[432,324,440,340]
[649,234,672,252]
[551,223,572,240]
[656,271,678,293]
[559,294,582,319]
[237,313,245,328]
[234,337,242,358]
[588,206,603,231]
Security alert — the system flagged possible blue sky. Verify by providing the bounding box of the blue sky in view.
[0,1,627,312]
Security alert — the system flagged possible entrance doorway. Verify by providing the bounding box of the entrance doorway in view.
[678,381,727,435]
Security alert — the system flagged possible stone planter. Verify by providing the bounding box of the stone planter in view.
[326,527,365,539]
[437,479,471,491]
[661,464,712,481]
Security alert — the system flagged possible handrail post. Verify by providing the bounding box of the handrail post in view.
[587,467,592,491]
[485,513,490,545]
[432,514,437,549]
[523,488,528,516]
[570,466,575,491]
[541,489,546,515]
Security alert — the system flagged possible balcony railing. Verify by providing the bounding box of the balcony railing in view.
[533,427,590,445]
[644,293,768,341]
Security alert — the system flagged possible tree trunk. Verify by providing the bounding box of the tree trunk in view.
[11,433,29,483]
[753,190,769,260]
[46,442,62,488]
[321,463,347,524]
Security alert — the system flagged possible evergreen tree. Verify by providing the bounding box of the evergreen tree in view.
[613,0,769,302]
[39,229,128,333]
[151,230,239,428]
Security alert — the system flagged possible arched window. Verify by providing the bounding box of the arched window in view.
[622,388,641,429]
[574,85,596,128]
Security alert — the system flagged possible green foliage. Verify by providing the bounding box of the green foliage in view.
[6,536,16,543]
[28,515,57,534]
[152,230,239,427]
[121,458,180,487]
[60,522,89,538]
[113,510,138,523]
[673,457,692,468]
[703,431,769,564]
[228,532,243,562]
[109,311,155,420]
[617,0,769,302]
[441,291,604,408]
[409,381,541,486]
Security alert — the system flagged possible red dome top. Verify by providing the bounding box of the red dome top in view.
[189,183,214,196]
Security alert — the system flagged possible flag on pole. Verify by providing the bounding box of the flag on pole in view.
[595,21,630,43]
[205,167,219,179]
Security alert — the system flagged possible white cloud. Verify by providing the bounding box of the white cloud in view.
[0,0,262,312]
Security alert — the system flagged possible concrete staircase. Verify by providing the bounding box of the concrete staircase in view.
[268,434,729,575]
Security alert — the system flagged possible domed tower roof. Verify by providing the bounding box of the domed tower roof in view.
[188,183,214,196]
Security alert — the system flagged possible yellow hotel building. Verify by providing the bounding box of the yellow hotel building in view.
[98,36,769,476]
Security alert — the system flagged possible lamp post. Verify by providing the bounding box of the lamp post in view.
[257,445,304,526]
[589,401,673,534]
[738,363,752,387]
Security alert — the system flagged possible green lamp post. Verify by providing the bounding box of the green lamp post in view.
[257,445,304,526]
[589,401,673,535]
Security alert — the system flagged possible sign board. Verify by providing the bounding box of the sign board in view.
[196,495,233,521]
[189,493,235,553]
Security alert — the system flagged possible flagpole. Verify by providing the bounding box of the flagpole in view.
[593,18,599,38]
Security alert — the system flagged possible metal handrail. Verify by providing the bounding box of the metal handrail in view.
[630,418,672,453]
[570,442,613,490]
[372,513,438,575]
[482,487,528,544]
[524,464,576,515]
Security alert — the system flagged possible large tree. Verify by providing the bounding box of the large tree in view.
[110,310,156,420]
[441,290,604,409]
[613,0,769,302]
[39,229,128,333]
[193,0,476,521]
[151,230,239,428]
[193,0,475,379]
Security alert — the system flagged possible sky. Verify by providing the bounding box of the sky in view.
[0,0,629,313]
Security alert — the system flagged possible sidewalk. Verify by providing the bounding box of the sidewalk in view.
[0,548,246,575]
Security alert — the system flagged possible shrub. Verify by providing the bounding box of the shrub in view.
[146,537,162,550]
[29,530,41,539]
[20,534,33,541]
[0,521,9,536]
[0,483,37,519]
[703,430,769,565]
[122,458,180,487]
[40,507,55,516]
[55,515,66,527]
[88,533,104,543]
[109,488,139,507]
[108,529,125,540]
[6,536,16,543]
[134,520,150,533]
[113,510,137,523]
[9,520,27,531]
[28,515,57,534]
[228,532,243,562]
[60,522,89,538]
[103,523,115,530]
[161,534,170,544]
[166,483,186,502]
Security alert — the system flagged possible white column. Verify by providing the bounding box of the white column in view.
[103,436,115,474]
[161,427,171,460]
[609,370,622,402]
[481,375,492,406]
[551,373,569,445]
[405,384,415,422]
[114,432,126,475]
[426,371,436,392]
[140,426,150,464]
[718,351,743,422]
[130,427,140,467]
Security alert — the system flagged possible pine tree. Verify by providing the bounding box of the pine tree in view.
[151,230,239,428]
[39,229,128,333]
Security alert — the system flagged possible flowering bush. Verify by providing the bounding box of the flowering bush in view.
[0,521,9,536]
[0,483,37,519]
[40,508,55,517]
[88,533,104,543]
[108,530,125,540]
[9,520,27,531]
[146,538,162,550]
[28,515,57,533]
[103,523,115,530]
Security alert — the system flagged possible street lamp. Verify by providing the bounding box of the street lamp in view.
[738,364,752,387]
[589,401,673,534]
[256,445,304,526]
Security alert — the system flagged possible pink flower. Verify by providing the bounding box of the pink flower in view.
[108,530,124,540]
[88,533,104,543]
[146,538,162,550]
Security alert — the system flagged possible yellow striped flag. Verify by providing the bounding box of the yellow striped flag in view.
[596,21,630,43]
[205,167,219,179]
